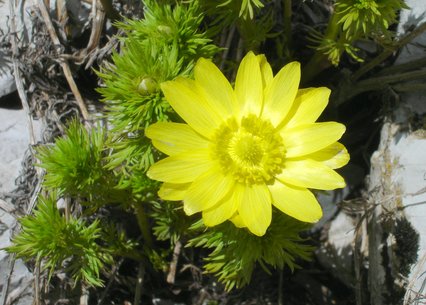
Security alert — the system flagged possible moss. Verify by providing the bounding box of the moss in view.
[394,217,419,277]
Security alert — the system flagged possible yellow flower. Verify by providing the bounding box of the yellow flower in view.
[146,52,349,236]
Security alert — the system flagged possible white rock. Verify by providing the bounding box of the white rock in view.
[0,210,33,305]
[392,0,426,301]
[0,0,34,99]
[0,69,16,99]
[0,109,40,191]
[0,0,38,301]
[396,0,426,64]
[389,128,426,303]
[394,0,426,115]
[0,108,41,304]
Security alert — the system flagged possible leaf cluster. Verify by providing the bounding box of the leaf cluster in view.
[150,201,192,243]
[216,0,264,20]
[311,34,364,66]
[336,0,408,40]
[188,212,314,291]
[195,0,276,54]
[311,0,407,66]
[35,119,127,207]
[6,192,112,287]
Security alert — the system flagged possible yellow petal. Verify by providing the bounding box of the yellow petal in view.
[284,87,331,129]
[184,166,235,215]
[238,184,272,236]
[195,58,237,119]
[269,180,322,222]
[161,78,221,138]
[262,62,300,127]
[278,159,346,190]
[202,190,239,227]
[147,149,211,183]
[283,122,346,157]
[292,142,350,169]
[146,122,209,155]
[235,52,263,117]
[158,182,191,201]
[230,213,246,228]
[257,54,273,88]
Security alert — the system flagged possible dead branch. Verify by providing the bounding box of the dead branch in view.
[36,0,90,121]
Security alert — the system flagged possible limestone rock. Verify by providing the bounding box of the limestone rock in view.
[0,107,41,304]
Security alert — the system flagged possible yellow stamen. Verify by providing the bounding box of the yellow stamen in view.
[212,115,285,185]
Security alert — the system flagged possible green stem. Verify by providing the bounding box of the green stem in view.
[302,10,341,84]
[283,0,292,53]
[134,262,145,305]
[133,202,153,248]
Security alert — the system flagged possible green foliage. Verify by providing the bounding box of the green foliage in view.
[311,34,364,66]
[150,201,192,243]
[101,222,140,259]
[35,119,124,207]
[196,0,274,52]
[120,0,219,63]
[6,192,112,287]
[237,7,276,51]
[336,0,408,40]
[105,135,159,200]
[36,119,103,194]
[188,212,314,291]
[217,0,264,20]
[196,0,263,30]
[310,0,407,67]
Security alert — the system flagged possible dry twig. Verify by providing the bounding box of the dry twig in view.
[36,0,90,121]
[8,0,36,145]
[167,240,183,284]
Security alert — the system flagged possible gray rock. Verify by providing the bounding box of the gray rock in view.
[0,0,37,302]
[316,212,357,288]
[393,0,426,302]
[395,0,426,115]
[0,108,41,304]
[0,0,15,99]
[0,0,33,100]
[0,209,33,305]
[0,109,34,192]
[0,69,16,100]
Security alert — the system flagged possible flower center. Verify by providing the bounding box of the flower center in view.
[229,133,264,166]
[212,115,285,185]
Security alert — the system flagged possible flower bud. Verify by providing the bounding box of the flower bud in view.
[137,77,158,95]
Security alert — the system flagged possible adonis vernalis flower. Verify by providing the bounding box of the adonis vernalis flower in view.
[146,52,349,236]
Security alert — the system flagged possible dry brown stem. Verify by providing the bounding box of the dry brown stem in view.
[167,240,183,284]
[8,0,36,145]
[36,0,90,121]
